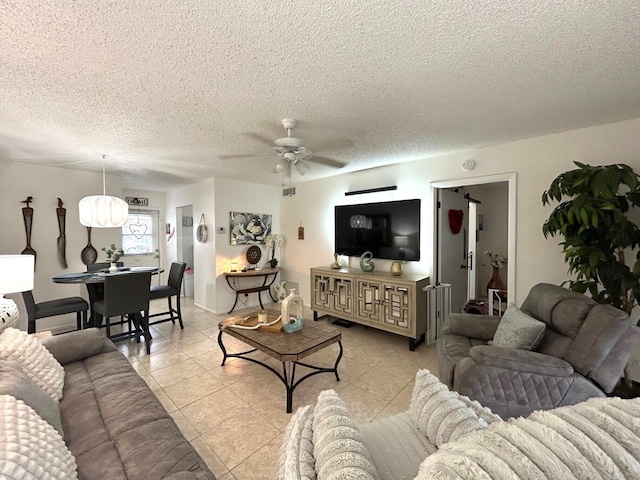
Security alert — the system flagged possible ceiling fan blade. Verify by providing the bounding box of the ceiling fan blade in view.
[218,153,267,160]
[244,133,276,146]
[308,155,346,169]
[295,160,311,176]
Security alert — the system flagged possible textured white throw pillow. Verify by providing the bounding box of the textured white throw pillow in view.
[313,390,380,480]
[276,404,316,480]
[409,369,496,448]
[0,395,77,480]
[0,328,65,401]
[489,304,546,350]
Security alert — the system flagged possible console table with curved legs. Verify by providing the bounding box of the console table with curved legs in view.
[223,267,280,313]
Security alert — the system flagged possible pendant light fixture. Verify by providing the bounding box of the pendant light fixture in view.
[78,156,128,228]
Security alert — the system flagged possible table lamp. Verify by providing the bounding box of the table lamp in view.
[0,255,35,332]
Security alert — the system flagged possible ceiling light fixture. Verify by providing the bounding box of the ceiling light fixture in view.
[78,155,128,228]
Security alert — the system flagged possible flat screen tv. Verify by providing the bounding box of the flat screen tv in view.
[334,199,420,261]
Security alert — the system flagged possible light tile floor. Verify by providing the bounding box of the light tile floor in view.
[115,297,439,480]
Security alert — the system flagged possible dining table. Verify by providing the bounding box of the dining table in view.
[52,266,162,329]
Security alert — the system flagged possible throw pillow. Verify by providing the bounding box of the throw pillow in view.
[0,327,65,401]
[313,389,379,480]
[0,361,64,436]
[276,404,316,480]
[409,369,495,447]
[489,304,546,350]
[0,395,77,480]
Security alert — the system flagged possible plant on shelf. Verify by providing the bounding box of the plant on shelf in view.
[542,162,640,318]
[265,234,284,268]
[102,244,125,263]
[483,250,506,293]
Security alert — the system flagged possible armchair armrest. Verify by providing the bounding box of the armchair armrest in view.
[468,345,574,376]
[446,313,502,341]
[40,328,116,365]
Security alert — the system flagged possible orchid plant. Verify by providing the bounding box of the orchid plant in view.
[265,234,284,267]
[484,250,506,269]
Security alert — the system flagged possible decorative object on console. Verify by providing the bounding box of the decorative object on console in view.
[20,196,37,269]
[246,245,262,267]
[0,255,35,332]
[281,288,304,333]
[330,253,341,269]
[390,260,403,276]
[230,212,271,245]
[78,157,128,228]
[359,251,375,272]
[265,233,284,268]
[102,244,124,272]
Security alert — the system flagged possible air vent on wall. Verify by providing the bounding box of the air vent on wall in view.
[283,187,296,197]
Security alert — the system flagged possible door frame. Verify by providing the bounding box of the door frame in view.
[432,172,517,304]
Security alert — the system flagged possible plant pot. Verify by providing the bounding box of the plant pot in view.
[109,262,118,273]
[269,258,278,268]
[390,261,403,276]
[487,266,505,294]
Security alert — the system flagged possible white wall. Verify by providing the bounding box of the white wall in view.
[0,163,123,331]
[280,117,640,308]
[213,178,280,313]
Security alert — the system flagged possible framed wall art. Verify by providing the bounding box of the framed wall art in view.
[229,212,272,245]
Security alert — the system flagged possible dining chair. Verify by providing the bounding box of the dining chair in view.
[149,262,187,329]
[92,271,152,353]
[21,290,89,334]
[87,261,123,272]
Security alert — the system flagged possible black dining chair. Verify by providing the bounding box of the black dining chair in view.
[149,262,187,329]
[92,271,152,353]
[21,290,89,334]
[87,262,123,272]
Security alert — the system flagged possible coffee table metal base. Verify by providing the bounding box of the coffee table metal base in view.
[217,331,343,413]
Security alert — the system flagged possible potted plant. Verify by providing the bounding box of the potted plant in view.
[483,250,507,294]
[542,162,640,318]
[265,234,284,268]
[102,244,125,272]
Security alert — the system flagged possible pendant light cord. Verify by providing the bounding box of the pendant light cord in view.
[102,155,107,195]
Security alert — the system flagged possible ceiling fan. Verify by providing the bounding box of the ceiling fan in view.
[221,118,346,177]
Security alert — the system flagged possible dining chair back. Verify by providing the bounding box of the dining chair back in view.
[87,262,123,272]
[149,262,187,328]
[22,290,88,334]
[92,271,152,353]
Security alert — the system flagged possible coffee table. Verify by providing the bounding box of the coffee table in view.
[218,309,343,413]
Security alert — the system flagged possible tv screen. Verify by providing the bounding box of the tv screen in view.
[334,199,420,261]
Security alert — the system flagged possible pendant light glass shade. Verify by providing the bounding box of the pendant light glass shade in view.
[78,159,128,228]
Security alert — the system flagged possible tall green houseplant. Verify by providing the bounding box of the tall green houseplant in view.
[542,162,640,317]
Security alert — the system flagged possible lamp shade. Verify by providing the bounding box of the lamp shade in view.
[0,255,35,294]
[79,195,129,227]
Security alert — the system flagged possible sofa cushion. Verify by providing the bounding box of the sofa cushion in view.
[415,396,640,480]
[276,405,316,480]
[313,389,379,480]
[40,328,110,365]
[489,304,546,350]
[409,370,495,448]
[360,412,435,480]
[0,394,77,480]
[0,360,63,436]
[0,327,65,401]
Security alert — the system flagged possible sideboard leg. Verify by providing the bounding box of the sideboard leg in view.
[409,333,425,351]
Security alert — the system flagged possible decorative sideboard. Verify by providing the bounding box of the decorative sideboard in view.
[310,266,430,350]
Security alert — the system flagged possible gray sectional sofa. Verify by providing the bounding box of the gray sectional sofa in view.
[438,282,640,419]
[41,328,215,480]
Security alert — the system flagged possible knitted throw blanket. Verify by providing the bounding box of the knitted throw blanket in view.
[417,397,640,480]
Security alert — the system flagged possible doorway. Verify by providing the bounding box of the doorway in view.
[432,173,516,312]
[176,205,194,298]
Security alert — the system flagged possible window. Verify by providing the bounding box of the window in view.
[122,213,154,254]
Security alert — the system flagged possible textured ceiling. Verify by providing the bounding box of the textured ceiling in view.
[1,0,639,191]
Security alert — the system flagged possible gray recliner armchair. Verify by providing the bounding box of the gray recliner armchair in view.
[438,283,640,419]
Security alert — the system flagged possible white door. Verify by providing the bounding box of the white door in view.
[467,201,477,301]
[437,189,469,314]
[121,209,163,286]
